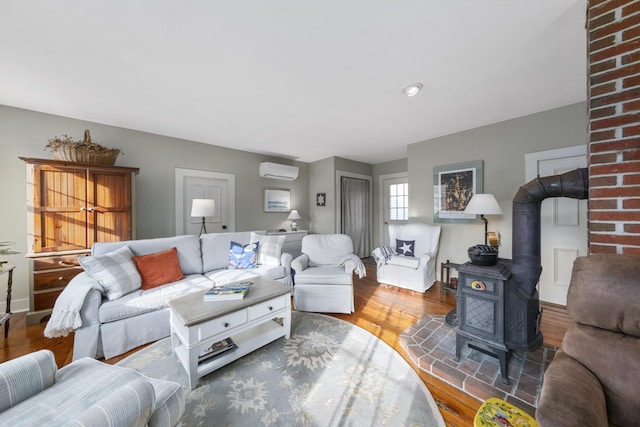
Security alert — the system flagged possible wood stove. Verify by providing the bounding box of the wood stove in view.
[453,167,589,384]
[455,259,513,384]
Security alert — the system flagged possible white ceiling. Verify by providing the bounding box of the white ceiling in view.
[0,0,587,165]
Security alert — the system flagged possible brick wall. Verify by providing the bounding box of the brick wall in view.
[588,0,640,254]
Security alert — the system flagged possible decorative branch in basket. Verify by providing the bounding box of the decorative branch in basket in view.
[44,130,122,165]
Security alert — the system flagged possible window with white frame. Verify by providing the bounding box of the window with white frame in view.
[389,182,408,220]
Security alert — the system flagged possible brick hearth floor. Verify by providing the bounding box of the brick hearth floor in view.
[399,314,557,417]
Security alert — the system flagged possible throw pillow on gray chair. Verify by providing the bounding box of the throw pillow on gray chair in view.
[291,234,365,314]
[372,223,441,293]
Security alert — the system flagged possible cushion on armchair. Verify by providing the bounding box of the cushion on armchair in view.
[387,255,420,269]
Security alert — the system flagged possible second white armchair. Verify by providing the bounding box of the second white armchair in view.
[372,223,441,293]
[291,234,365,314]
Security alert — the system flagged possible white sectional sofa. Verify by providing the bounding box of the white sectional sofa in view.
[45,231,292,361]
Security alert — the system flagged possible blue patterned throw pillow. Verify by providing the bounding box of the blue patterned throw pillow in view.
[395,239,415,257]
[228,241,259,269]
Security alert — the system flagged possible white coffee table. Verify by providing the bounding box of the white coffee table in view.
[168,277,292,389]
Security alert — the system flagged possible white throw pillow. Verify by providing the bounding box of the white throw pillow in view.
[79,245,142,300]
[250,233,285,266]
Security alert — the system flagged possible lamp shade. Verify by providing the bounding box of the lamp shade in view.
[191,199,215,217]
[464,194,503,215]
[287,209,302,220]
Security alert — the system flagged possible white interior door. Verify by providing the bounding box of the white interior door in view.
[175,168,235,235]
[526,145,587,306]
[381,174,408,246]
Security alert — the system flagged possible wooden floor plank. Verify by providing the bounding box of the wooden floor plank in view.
[0,263,569,427]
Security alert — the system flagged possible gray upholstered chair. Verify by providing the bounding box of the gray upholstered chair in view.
[291,234,365,314]
[372,223,441,293]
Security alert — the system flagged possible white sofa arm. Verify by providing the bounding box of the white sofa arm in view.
[341,254,366,278]
[0,350,57,412]
[44,272,103,339]
[72,289,104,360]
[291,254,309,274]
[280,252,294,286]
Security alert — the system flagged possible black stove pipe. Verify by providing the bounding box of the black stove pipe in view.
[506,167,588,351]
[511,167,589,296]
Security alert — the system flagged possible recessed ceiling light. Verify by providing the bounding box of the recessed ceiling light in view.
[403,83,423,97]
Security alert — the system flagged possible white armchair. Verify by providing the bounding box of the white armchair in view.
[372,223,441,293]
[291,234,365,314]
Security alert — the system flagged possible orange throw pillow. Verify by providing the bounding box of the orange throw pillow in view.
[133,247,184,290]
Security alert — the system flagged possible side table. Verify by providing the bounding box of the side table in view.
[440,260,461,291]
[0,262,15,338]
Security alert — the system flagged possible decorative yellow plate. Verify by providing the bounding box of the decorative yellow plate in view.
[474,397,539,427]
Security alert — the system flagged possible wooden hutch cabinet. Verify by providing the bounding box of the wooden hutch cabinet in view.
[20,157,139,324]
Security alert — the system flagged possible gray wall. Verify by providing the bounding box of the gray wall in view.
[372,158,409,246]
[308,156,373,234]
[0,105,309,312]
[406,102,587,271]
[0,101,587,312]
[308,157,335,234]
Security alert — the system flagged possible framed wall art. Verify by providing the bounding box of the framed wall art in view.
[316,193,326,206]
[433,160,483,223]
[264,189,291,212]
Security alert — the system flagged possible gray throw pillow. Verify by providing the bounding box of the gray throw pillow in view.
[79,245,142,300]
[251,233,285,266]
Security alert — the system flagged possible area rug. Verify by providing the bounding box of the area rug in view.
[400,315,557,416]
[117,312,445,427]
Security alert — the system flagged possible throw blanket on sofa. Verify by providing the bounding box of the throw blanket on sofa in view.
[44,279,102,338]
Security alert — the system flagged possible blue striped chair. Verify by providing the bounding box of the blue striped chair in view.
[0,350,184,426]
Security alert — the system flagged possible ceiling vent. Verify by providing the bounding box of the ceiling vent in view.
[259,162,299,180]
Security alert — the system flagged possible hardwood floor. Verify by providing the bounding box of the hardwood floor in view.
[0,263,569,427]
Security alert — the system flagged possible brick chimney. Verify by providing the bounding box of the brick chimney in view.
[588,0,640,254]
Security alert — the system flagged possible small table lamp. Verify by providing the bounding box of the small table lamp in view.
[191,199,215,236]
[464,194,503,245]
[287,209,302,231]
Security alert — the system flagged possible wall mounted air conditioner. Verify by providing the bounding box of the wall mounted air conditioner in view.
[259,162,299,181]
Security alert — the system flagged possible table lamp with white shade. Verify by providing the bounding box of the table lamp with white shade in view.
[191,199,215,236]
[464,194,503,245]
[287,209,302,231]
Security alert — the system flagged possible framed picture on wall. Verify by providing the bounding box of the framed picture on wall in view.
[433,160,483,223]
[264,189,291,212]
[316,193,326,206]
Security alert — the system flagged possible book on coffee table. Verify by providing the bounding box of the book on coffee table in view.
[198,337,237,363]
[203,281,252,301]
